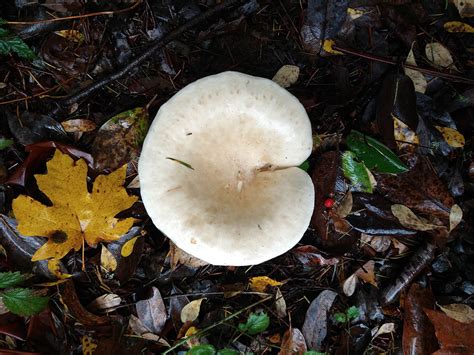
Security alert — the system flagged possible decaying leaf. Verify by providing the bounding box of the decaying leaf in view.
[293,245,340,266]
[391,204,438,231]
[91,107,149,171]
[275,288,287,318]
[169,242,208,270]
[61,119,97,133]
[354,260,377,287]
[444,21,474,32]
[342,274,358,297]
[302,289,338,351]
[101,245,117,273]
[453,0,474,17]
[405,45,427,93]
[47,259,72,279]
[336,191,353,218]
[136,287,167,334]
[82,335,98,355]
[439,304,474,324]
[425,308,474,353]
[272,65,300,88]
[394,116,419,153]
[425,43,456,70]
[54,30,84,43]
[449,204,463,232]
[372,323,395,339]
[180,298,205,323]
[87,293,122,313]
[435,126,465,148]
[12,150,137,261]
[249,276,283,292]
[279,328,307,355]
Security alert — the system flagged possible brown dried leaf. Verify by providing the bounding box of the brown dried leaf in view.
[87,294,121,313]
[354,260,377,287]
[169,242,208,270]
[136,287,166,334]
[293,245,340,266]
[342,274,358,297]
[279,328,307,355]
[439,304,474,324]
[61,119,97,133]
[391,204,439,231]
[275,288,287,318]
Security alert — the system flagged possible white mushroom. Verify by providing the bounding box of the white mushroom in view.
[138,71,314,266]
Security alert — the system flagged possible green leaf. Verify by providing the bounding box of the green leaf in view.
[1,288,49,316]
[0,138,13,150]
[304,352,326,355]
[0,272,27,288]
[341,151,373,193]
[299,160,310,172]
[186,344,216,355]
[0,28,10,37]
[217,349,239,355]
[346,306,360,320]
[333,312,347,323]
[0,36,36,60]
[346,130,408,174]
[0,18,6,25]
[238,311,270,335]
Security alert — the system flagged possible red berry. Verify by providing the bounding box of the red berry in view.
[324,198,335,209]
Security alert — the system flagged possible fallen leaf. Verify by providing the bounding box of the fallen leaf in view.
[136,287,166,334]
[91,107,149,171]
[302,289,338,351]
[239,312,270,335]
[391,204,438,231]
[47,259,72,279]
[336,191,353,218]
[394,116,419,153]
[168,242,208,270]
[425,308,474,353]
[100,245,117,273]
[453,0,474,17]
[425,43,456,70]
[88,294,121,313]
[444,21,474,32]
[275,288,287,318]
[54,30,84,43]
[372,323,395,339]
[322,39,343,55]
[12,150,137,261]
[342,151,373,193]
[405,45,427,93]
[342,274,358,297]
[439,304,474,324]
[449,204,463,232]
[180,298,204,323]
[61,119,97,133]
[82,335,98,355]
[402,284,438,355]
[347,7,365,20]
[121,236,140,257]
[249,276,283,292]
[279,328,307,355]
[435,126,465,148]
[272,65,300,88]
[293,245,340,266]
[354,260,377,287]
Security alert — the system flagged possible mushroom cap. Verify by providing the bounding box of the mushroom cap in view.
[139,71,314,265]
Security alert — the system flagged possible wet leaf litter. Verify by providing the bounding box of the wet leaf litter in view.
[0,0,473,353]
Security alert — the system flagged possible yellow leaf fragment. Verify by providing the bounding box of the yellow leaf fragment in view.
[185,326,200,348]
[82,335,97,355]
[323,39,343,55]
[54,30,84,43]
[444,21,474,33]
[347,7,365,20]
[47,259,72,279]
[439,303,474,324]
[449,204,463,232]
[121,236,140,257]
[272,65,300,88]
[12,150,138,261]
[249,276,283,292]
[435,126,465,148]
[180,298,205,323]
[100,245,117,273]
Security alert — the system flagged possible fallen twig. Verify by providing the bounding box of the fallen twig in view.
[50,0,246,117]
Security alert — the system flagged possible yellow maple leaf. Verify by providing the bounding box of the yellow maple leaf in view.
[12,150,138,261]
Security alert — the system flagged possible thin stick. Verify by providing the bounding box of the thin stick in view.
[332,45,474,85]
[52,0,245,115]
